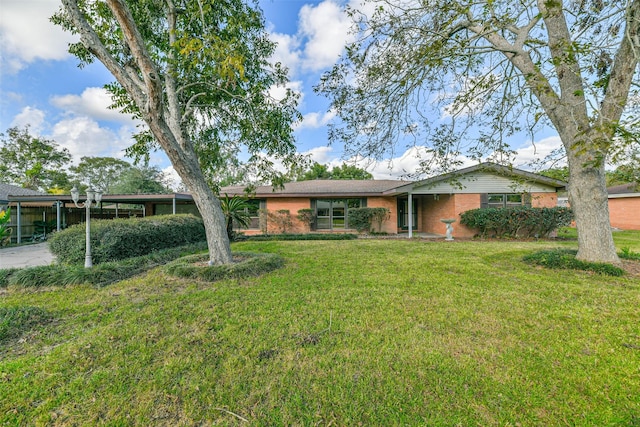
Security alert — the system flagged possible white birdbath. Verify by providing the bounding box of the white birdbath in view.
[441,218,456,241]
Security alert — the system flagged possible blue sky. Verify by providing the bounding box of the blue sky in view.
[0,0,563,187]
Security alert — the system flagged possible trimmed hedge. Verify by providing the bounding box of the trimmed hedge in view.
[523,249,625,276]
[164,251,284,282]
[48,214,206,265]
[460,207,574,238]
[242,233,358,241]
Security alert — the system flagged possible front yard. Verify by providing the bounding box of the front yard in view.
[1,235,639,425]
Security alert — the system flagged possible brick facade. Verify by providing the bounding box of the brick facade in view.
[608,197,640,230]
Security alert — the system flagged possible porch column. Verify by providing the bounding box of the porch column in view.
[408,191,413,239]
[56,201,61,231]
[173,197,176,214]
[16,202,21,244]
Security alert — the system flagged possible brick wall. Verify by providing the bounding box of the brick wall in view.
[421,195,456,235]
[264,198,311,233]
[608,197,640,230]
[367,196,398,234]
[530,192,558,208]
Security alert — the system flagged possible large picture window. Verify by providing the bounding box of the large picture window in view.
[313,198,365,230]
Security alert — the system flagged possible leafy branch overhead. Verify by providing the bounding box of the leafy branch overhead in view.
[317,0,640,264]
[52,0,302,265]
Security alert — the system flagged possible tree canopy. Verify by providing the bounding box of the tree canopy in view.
[70,156,133,193]
[53,0,301,264]
[0,126,72,191]
[296,162,373,181]
[318,0,640,264]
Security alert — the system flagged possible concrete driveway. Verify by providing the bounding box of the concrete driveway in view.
[0,243,56,269]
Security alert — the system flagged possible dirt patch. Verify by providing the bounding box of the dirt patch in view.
[621,260,640,277]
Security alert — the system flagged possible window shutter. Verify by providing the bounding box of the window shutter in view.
[480,193,488,208]
[524,193,532,207]
[310,199,317,230]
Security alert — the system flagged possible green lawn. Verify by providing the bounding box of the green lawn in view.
[1,234,639,425]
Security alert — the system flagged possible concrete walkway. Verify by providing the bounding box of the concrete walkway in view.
[0,243,56,269]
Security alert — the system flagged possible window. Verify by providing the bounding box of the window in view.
[484,193,530,208]
[313,198,365,230]
[246,199,264,229]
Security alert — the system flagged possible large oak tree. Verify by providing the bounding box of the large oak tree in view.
[53,0,300,265]
[318,0,640,264]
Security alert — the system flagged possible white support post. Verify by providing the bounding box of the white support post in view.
[408,192,413,239]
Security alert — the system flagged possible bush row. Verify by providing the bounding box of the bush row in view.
[48,214,206,265]
[460,207,574,238]
[241,233,358,241]
[1,242,207,288]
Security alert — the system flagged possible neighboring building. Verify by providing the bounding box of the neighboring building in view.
[222,162,566,238]
[607,182,640,230]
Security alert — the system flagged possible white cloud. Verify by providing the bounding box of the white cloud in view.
[51,117,133,164]
[513,136,564,167]
[303,146,336,164]
[0,0,77,72]
[10,107,46,133]
[297,110,336,130]
[51,87,137,124]
[299,1,353,72]
[269,80,304,104]
[269,32,302,74]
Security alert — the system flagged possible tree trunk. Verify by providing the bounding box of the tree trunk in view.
[566,143,620,265]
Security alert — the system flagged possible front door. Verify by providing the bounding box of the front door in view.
[397,198,418,230]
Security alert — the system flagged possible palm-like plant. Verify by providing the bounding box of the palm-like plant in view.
[0,207,12,247]
[219,195,252,240]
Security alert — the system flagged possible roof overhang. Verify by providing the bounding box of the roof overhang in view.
[7,193,194,204]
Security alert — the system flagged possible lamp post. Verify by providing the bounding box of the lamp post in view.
[71,186,103,268]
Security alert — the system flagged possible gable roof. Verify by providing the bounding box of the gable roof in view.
[222,179,405,198]
[386,162,567,194]
[0,183,44,203]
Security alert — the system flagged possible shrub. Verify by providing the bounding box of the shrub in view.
[245,233,358,241]
[5,242,207,288]
[268,210,292,234]
[164,251,284,282]
[460,207,574,238]
[297,209,315,232]
[48,214,206,265]
[523,249,625,276]
[348,207,391,233]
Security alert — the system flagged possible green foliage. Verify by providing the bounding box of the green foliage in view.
[52,0,301,191]
[348,207,391,233]
[347,207,375,233]
[460,207,574,238]
[268,210,292,234]
[219,194,252,241]
[523,249,625,276]
[620,247,640,260]
[110,164,170,194]
[296,162,373,181]
[164,251,284,282]
[3,242,207,288]
[48,215,206,265]
[0,207,11,246]
[69,157,133,193]
[0,126,71,191]
[0,306,51,345]
[244,233,358,241]
[296,209,315,232]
